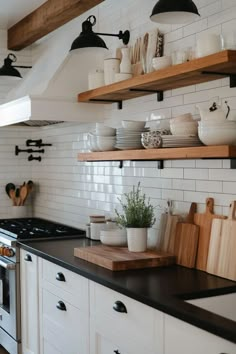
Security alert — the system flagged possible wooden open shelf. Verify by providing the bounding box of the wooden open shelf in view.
[78,145,236,162]
[78,50,236,105]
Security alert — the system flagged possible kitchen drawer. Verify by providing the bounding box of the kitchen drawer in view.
[41,288,89,354]
[90,281,164,353]
[41,258,89,311]
[90,316,159,354]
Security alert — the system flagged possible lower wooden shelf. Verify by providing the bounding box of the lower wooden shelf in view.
[78,145,236,162]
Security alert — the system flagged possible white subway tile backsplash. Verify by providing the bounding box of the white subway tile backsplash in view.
[0,0,235,230]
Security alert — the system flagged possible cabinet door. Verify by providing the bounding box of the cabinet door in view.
[20,250,39,354]
[165,314,236,354]
[90,319,155,354]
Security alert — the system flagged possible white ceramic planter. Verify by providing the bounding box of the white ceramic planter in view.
[127,228,147,252]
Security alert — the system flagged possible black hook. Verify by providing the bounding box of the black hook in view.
[28,155,41,162]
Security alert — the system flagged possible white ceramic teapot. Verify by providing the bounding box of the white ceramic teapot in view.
[197,101,230,121]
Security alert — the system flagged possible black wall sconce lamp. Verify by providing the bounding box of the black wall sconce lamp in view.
[150,0,200,25]
[70,15,130,51]
[0,53,32,79]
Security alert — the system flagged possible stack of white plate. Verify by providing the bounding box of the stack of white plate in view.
[115,128,148,150]
[161,135,203,148]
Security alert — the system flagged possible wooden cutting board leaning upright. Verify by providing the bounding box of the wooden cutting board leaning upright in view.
[194,198,226,271]
[217,201,236,281]
[158,200,181,254]
[174,202,199,268]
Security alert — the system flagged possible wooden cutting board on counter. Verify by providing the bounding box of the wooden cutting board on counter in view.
[174,203,199,268]
[217,201,236,281]
[74,246,175,271]
[194,198,226,271]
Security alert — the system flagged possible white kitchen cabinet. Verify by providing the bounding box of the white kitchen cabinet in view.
[38,258,89,354]
[90,281,164,354]
[20,249,40,354]
[165,314,236,354]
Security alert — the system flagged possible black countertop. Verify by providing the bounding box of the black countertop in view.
[19,238,236,343]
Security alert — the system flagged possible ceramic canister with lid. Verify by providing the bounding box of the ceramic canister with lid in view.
[90,221,106,240]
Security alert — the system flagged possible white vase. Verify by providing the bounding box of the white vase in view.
[11,206,32,218]
[127,228,147,252]
[120,47,132,74]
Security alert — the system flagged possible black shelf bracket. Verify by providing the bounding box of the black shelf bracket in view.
[201,71,236,88]
[89,99,123,110]
[230,159,236,169]
[129,88,164,102]
[157,160,164,169]
[119,160,123,169]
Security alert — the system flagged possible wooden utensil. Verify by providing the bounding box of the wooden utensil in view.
[9,189,17,206]
[174,203,199,268]
[20,183,28,206]
[5,183,15,198]
[74,245,175,271]
[217,201,236,281]
[194,198,226,271]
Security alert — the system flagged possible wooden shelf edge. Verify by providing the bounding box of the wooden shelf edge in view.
[78,50,236,103]
[78,145,236,162]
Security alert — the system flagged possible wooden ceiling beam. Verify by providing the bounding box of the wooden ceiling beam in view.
[8,0,104,51]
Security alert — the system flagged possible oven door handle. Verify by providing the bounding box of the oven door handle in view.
[0,259,15,270]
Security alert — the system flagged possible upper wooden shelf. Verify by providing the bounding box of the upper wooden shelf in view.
[78,50,236,105]
[78,145,236,162]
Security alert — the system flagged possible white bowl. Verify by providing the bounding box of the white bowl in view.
[198,127,236,145]
[170,121,198,136]
[171,113,193,123]
[100,229,127,237]
[95,123,116,136]
[100,234,127,246]
[145,118,171,131]
[196,34,223,58]
[97,139,116,151]
[152,56,172,70]
[121,120,146,130]
[87,134,100,152]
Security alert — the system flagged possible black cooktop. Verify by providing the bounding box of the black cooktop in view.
[0,218,86,240]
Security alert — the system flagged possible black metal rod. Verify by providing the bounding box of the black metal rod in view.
[13,65,32,69]
[28,155,42,162]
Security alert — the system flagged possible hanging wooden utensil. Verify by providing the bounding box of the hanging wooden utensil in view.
[174,203,199,268]
[194,198,226,271]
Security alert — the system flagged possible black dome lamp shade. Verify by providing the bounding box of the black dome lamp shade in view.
[70,15,130,51]
[0,53,32,80]
[0,54,22,79]
[150,0,200,25]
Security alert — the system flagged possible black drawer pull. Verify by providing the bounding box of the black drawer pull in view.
[56,301,67,311]
[56,272,66,282]
[24,254,32,262]
[114,350,120,354]
[113,301,127,313]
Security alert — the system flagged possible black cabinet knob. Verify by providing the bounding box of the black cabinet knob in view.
[24,254,32,262]
[56,272,66,282]
[113,301,127,313]
[114,350,120,354]
[56,301,67,311]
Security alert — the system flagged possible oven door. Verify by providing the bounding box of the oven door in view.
[0,256,20,341]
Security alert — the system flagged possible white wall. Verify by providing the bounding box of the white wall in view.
[2,0,236,246]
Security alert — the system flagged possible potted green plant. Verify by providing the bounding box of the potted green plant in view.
[115,182,156,252]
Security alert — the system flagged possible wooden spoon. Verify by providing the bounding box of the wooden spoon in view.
[20,184,28,206]
[5,183,15,198]
[15,188,21,206]
[27,180,34,194]
[9,189,17,206]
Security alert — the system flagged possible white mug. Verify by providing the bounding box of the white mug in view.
[104,58,120,85]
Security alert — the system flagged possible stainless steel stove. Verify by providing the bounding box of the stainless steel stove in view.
[0,217,86,354]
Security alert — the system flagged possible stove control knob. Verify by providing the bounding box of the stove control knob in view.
[3,248,15,257]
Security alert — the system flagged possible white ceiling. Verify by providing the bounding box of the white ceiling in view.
[0,0,47,29]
